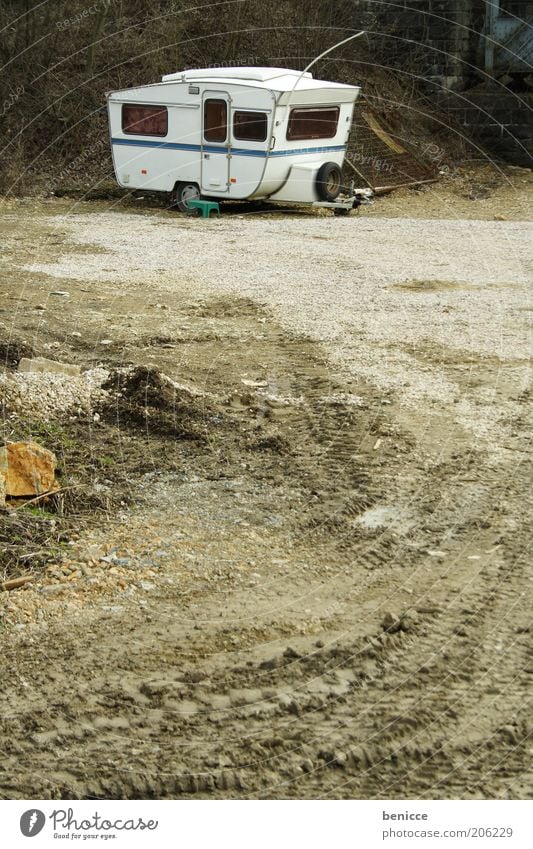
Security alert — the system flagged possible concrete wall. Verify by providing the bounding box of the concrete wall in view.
[354,1,532,166]
[359,0,486,92]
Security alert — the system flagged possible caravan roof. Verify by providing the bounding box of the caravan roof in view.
[161,66,357,93]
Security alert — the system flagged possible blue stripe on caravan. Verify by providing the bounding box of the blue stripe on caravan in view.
[111,138,346,158]
[230,148,266,157]
[270,145,345,157]
[112,138,199,152]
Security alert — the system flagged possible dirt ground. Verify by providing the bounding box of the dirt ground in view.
[0,170,531,800]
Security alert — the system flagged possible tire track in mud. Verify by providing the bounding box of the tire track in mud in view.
[0,299,531,800]
[2,463,529,801]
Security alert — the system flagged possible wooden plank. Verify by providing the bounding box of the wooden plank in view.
[2,575,34,591]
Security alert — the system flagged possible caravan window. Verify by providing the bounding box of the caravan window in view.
[287,107,340,141]
[122,104,168,137]
[204,99,227,142]
[233,111,268,142]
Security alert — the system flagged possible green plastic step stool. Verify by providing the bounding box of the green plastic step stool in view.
[187,199,220,218]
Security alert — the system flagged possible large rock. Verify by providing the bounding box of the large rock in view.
[18,357,81,377]
[0,441,59,497]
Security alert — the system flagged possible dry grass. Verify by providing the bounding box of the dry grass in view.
[0,507,70,582]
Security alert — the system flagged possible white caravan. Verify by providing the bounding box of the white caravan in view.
[106,67,362,212]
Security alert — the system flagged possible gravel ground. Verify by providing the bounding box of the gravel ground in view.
[0,367,109,420]
[25,211,532,445]
[1,195,532,801]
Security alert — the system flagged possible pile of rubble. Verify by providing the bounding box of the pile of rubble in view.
[0,355,211,608]
[0,356,109,420]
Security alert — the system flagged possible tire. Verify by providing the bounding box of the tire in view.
[171,182,201,212]
[315,162,343,202]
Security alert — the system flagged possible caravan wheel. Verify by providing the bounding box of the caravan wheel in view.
[315,162,343,202]
[171,182,200,213]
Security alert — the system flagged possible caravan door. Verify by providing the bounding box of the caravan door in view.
[201,92,231,195]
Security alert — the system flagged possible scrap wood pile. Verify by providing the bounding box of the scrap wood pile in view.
[345,103,439,192]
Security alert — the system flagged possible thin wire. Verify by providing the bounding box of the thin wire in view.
[284,31,366,112]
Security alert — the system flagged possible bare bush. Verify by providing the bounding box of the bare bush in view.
[0,0,458,194]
